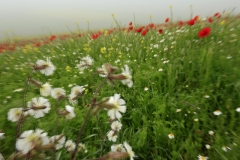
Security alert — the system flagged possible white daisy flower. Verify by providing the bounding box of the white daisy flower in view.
[35,57,55,76]
[16,129,49,154]
[107,94,126,120]
[111,121,122,131]
[194,118,199,122]
[168,133,174,139]
[111,144,126,152]
[204,95,210,98]
[97,64,109,77]
[107,130,117,142]
[78,143,87,153]
[77,55,94,71]
[40,82,52,96]
[97,63,118,77]
[68,93,78,105]
[222,146,227,152]
[123,142,136,160]
[236,107,240,112]
[176,109,181,112]
[51,88,66,99]
[65,140,76,152]
[27,97,51,118]
[222,146,231,152]
[205,144,211,149]
[8,108,23,122]
[121,65,133,88]
[208,131,214,136]
[197,155,208,160]
[50,135,66,150]
[65,105,75,119]
[71,86,85,95]
[213,110,222,116]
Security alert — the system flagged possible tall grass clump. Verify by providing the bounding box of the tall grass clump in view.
[0,8,240,160]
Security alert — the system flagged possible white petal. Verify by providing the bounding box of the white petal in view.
[108,110,115,119]
[115,111,122,119]
[118,99,126,105]
[118,105,126,113]
[114,94,120,102]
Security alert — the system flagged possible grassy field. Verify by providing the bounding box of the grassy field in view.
[1,12,240,160]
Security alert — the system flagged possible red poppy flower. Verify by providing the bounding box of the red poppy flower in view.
[0,43,7,51]
[198,27,211,38]
[187,19,195,26]
[214,12,221,18]
[129,22,132,26]
[193,16,199,21]
[92,33,99,40]
[178,21,184,26]
[43,41,49,44]
[35,43,41,47]
[141,29,148,36]
[8,45,16,51]
[49,35,56,41]
[128,25,133,31]
[148,23,154,28]
[208,17,213,23]
[158,29,163,34]
[135,28,143,33]
[165,18,169,23]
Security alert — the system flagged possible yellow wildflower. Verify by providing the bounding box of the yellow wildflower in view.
[84,89,88,94]
[66,66,71,72]
[101,47,106,53]
[22,48,28,53]
[220,20,225,25]
[104,30,108,35]
[33,47,39,52]
[84,43,89,47]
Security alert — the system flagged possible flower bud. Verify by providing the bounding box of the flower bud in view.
[29,79,42,88]
[104,63,118,74]
[109,74,126,80]
[34,64,48,70]
[31,105,47,110]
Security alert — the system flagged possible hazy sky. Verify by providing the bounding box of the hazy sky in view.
[0,0,239,39]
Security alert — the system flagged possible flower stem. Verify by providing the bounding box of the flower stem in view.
[53,100,60,160]
[96,115,106,156]
[15,68,35,148]
[71,77,108,160]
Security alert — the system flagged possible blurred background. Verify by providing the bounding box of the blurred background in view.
[0,0,239,39]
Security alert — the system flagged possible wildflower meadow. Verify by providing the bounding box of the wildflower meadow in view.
[1,8,240,160]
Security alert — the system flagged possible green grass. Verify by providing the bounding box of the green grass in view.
[1,14,240,160]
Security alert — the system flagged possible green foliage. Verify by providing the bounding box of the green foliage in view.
[1,14,240,159]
